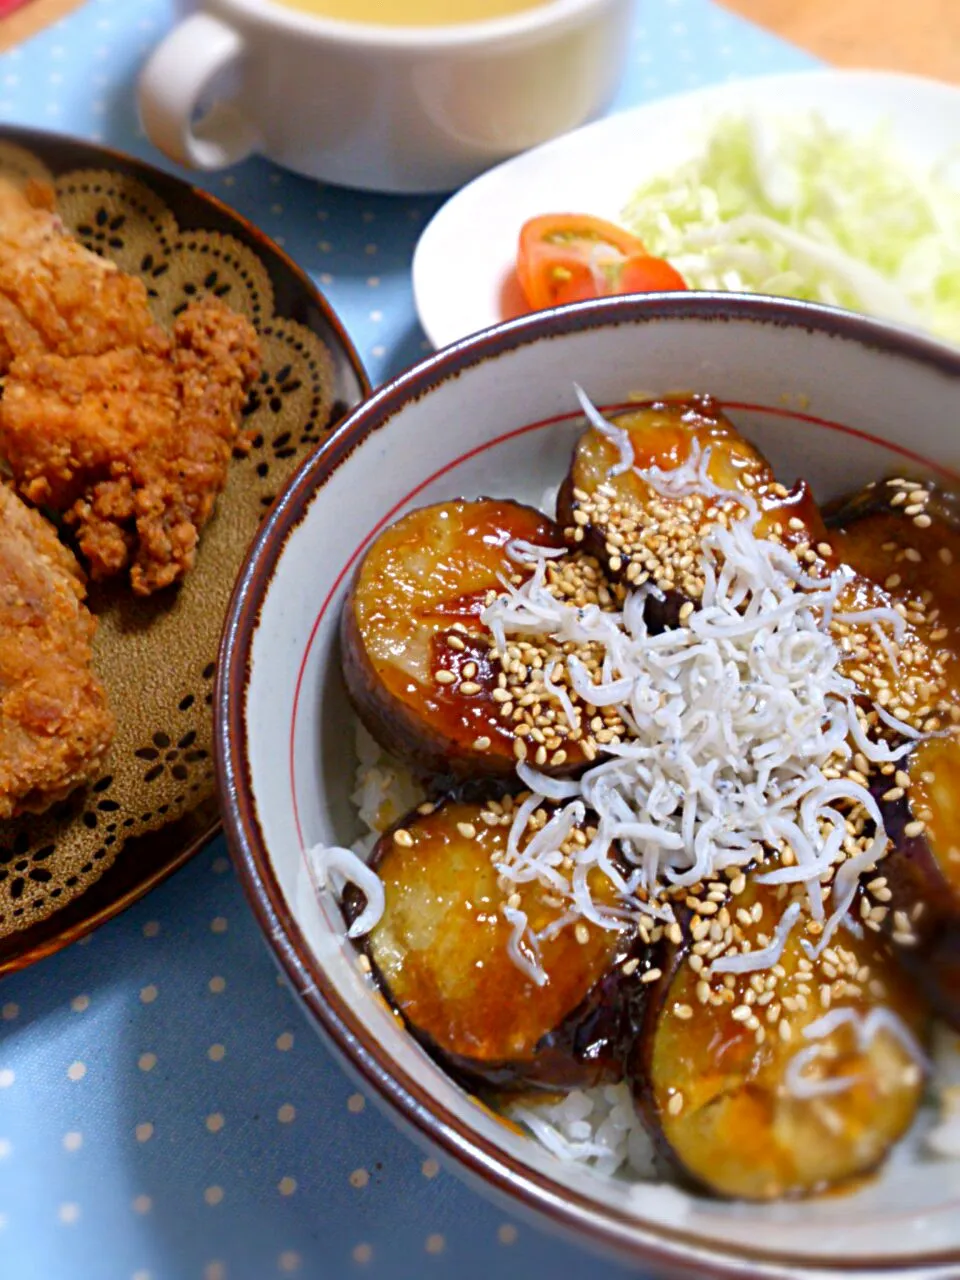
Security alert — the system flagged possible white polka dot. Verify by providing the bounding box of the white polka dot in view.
[212,856,230,874]
[319,273,333,286]
[208,1044,226,1062]
[421,1158,439,1179]
[208,975,226,994]
[0,1069,14,1088]
[138,1053,156,1072]
[347,1093,365,1113]
[670,19,687,34]
[275,236,286,247]
[425,1234,445,1255]
[204,1185,224,1206]
[278,1253,301,1273]
[278,1176,297,1196]
[132,1271,151,1280]
[132,1195,152,1215]
[371,345,385,359]
[58,1202,80,1225]
[135,1123,154,1143]
[139,985,158,1004]
[361,211,375,223]
[204,1264,226,1280]
[70,994,90,1013]
[142,921,160,938]
[349,1168,368,1188]
[269,173,282,185]
[206,1113,225,1133]
[0,1212,7,1230]
[317,208,329,220]
[3,74,18,86]
[351,1244,372,1265]
[223,176,236,187]
[0,1139,11,1159]
[271,204,283,215]
[210,917,228,934]
[366,277,380,288]
[1,1003,18,1021]
[76,934,93,947]
[317,240,332,252]
[497,1224,518,1245]
[364,243,377,255]
[277,1104,296,1123]
[63,1132,83,1153]
[369,310,383,322]
[275,1032,294,1052]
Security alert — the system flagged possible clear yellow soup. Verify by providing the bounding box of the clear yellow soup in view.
[269,0,549,24]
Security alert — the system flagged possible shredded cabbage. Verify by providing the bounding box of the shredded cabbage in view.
[620,112,960,343]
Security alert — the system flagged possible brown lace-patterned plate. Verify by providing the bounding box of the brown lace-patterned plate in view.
[0,127,370,976]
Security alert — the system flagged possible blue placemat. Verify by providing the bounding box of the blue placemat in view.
[0,3,816,1277]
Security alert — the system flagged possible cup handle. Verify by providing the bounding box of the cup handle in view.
[138,12,260,171]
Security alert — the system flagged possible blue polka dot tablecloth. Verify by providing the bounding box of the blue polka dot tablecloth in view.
[0,3,816,1277]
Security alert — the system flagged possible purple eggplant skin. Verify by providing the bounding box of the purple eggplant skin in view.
[870,771,960,1032]
[626,882,928,1202]
[339,796,656,1096]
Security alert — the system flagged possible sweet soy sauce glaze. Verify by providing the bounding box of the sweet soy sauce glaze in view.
[335,396,960,1204]
[343,498,573,781]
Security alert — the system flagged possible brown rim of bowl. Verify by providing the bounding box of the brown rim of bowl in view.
[215,292,960,1279]
[0,124,371,976]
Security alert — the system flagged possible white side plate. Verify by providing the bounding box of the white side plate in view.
[413,69,960,350]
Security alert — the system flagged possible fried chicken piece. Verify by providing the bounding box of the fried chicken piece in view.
[0,482,114,819]
[0,180,261,594]
[0,179,164,369]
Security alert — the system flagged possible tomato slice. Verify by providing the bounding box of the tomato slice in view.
[515,213,686,313]
[619,252,688,294]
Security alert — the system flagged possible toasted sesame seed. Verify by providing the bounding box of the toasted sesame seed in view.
[640,968,662,985]
[904,819,926,838]
[913,513,933,529]
[459,680,481,696]
[621,957,640,976]
[574,923,590,945]
[456,822,477,840]
[667,1092,684,1116]
[435,669,456,685]
[393,829,414,847]
[472,736,491,751]
[731,1005,752,1023]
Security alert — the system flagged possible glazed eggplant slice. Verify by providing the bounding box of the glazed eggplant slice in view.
[345,794,639,1092]
[556,397,828,628]
[342,497,595,781]
[870,733,960,1029]
[828,475,960,698]
[629,882,927,1201]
